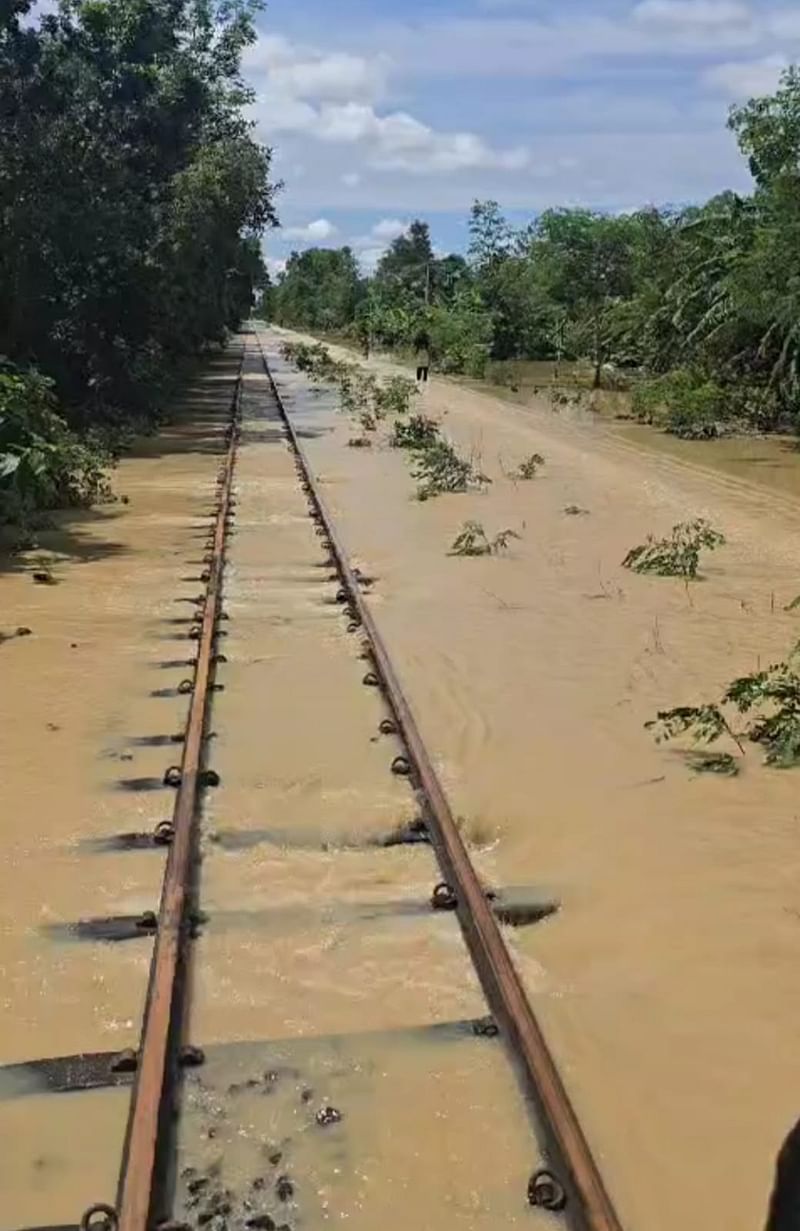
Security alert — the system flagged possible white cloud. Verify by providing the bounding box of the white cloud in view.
[371,218,408,240]
[244,35,387,102]
[247,32,529,176]
[258,97,529,173]
[632,0,752,26]
[265,257,287,278]
[281,218,338,241]
[704,52,788,96]
[341,172,362,188]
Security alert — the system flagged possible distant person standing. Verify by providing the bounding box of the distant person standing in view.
[414,331,431,384]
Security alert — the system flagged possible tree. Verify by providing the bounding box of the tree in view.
[531,210,635,386]
[0,0,277,526]
[0,0,276,416]
[375,219,434,304]
[272,247,362,332]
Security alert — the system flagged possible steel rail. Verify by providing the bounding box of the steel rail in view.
[109,357,243,1231]
[255,329,624,1231]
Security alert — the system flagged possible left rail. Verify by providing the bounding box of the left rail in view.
[100,355,243,1231]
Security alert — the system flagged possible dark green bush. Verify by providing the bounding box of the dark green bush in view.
[0,365,112,526]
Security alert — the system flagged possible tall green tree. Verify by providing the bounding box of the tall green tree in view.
[0,0,275,416]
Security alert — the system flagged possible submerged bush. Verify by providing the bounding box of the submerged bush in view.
[392,414,441,450]
[648,641,800,769]
[449,521,520,556]
[412,438,490,501]
[622,518,725,579]
[632,370,726,438]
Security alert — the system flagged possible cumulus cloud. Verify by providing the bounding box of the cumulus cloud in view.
[370,218,408,241]
[244,35,387,102]
[281,218,338,241]
[247,33,529,175]
[632,0,752,26]
[704,52,788,96]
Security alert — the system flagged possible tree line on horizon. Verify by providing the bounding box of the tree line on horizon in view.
[266,66,800,440]
[0,0,276,530]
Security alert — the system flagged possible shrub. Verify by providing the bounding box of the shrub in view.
[647,641,800,769]
[0,365,112,526]
[632,369,726,438]
[412,439,490,501]
[449,521,520,556]
[374,375,418,418]
[392,414,440,451]
[622,518,725,579]
[512,453,545,480]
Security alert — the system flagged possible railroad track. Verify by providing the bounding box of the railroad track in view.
[4,328,622,1231]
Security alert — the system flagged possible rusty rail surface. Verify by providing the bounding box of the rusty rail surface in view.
[108,358,243,1231]
[254,328,624,1231]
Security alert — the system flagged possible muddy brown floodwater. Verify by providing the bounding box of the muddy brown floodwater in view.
[174,338,541,1231]
[0,352,241,1226]
[260,325,800,1231]
[4,322,800,1231]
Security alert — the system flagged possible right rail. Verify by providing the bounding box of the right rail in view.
[256,328,625,1231]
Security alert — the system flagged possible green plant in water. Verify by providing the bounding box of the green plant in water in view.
[374,376,418,418]
[512,453,546,480]
[622,518,725,579]
[392,414,440,451]
[448,521,520,557]
[413,440,490,501]
[647,642,800,769]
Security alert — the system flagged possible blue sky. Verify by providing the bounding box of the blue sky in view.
[246,0,800,274]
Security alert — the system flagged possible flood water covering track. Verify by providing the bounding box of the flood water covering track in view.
[254,328,624,1231]
[109,352,244,1231]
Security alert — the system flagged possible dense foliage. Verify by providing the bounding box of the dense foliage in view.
[0,0,275,526]
[271,66,800,436]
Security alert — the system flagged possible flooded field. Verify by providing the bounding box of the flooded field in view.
[3,325,800,1229]
[264,326,800,1231]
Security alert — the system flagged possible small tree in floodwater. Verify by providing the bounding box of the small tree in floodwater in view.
[392,414,440,451]
[511,453,545,480]
[623,518,725,579]
[448,521,520,557]
[648,641,800,770]
[413,440,490,501]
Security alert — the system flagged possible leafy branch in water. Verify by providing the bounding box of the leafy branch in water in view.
[511,453,545,480]
[412,439,491,501]
[623,518,725,579]
[647,642,800,769]
[449,521,520,557]
[392,414,440,450]
[374,376,417,418]
[281,344,417,438]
